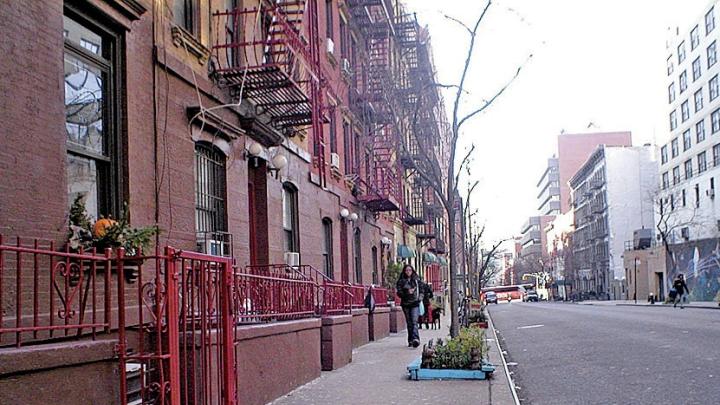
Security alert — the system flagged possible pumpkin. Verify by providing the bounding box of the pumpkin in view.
[93,217,117,238]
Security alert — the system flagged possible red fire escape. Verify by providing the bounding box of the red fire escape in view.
[212,0,328,185]
[347,0,402,212]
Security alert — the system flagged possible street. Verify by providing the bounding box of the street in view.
[489,303,720,405]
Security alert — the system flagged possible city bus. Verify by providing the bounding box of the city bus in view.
[481,284,532,302]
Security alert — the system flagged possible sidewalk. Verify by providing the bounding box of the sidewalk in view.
[271,317,514,405]
[575,300,720,309]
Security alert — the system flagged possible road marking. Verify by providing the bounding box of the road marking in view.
[517,324,544,330]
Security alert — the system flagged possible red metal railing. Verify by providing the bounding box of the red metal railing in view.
[233,269,317,323]
[370,285,390,307]
[347,284,366,309]
[321,280,351,315]
[0,236,114,348]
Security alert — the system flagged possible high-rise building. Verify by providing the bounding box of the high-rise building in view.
[661,0,720,242]
[537,157,561,216]
[570,145,658,299]
[557,131,633,213]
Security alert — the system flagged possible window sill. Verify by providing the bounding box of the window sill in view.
[171,26,210,65]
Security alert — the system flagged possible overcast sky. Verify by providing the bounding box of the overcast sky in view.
[410,0,709,246]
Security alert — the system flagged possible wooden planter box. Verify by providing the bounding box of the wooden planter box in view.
[407,357,495,380]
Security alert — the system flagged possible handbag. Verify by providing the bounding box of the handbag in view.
[419,301,425,317]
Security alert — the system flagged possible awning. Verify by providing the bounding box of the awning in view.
[438,257,448,266]
[397,244,416,258]
[422,251,437,263]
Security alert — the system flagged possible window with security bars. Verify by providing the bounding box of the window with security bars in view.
[194,142,228,254]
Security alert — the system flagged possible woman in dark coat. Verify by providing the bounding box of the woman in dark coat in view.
[396,264,430,348]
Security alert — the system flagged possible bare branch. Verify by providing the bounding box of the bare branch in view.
[443,14,474,36]
[455,144,476,188]
[457,56,530,131]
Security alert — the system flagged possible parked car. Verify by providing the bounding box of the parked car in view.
[525,290,539,302]
[485,291,498,304]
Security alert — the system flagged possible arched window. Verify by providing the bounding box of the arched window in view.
[353,228,362,284]
[282,182,299,252]
[322,218,334,279]
[194,142,228,255]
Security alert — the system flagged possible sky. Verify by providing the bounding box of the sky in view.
[409,0,710,246]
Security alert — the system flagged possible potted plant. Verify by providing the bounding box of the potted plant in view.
[409,327,495,380]
[68,195,160,283]
[383,262,404,303]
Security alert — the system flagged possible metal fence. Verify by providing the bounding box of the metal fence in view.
[1,235,392,405]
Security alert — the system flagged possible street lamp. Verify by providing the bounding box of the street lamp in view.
[634,257,639,304]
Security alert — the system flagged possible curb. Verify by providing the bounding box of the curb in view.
[487,312,521,405]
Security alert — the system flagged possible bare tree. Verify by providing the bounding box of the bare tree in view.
[384,1,528,337]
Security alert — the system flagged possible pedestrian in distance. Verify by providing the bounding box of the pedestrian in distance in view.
[396,264,430,348]
[673,274,690,309]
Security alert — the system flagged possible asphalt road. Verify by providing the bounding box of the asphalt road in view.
[488,302,720,405]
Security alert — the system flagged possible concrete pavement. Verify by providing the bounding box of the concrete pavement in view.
[271,316,515,405]
[490,302,720,405]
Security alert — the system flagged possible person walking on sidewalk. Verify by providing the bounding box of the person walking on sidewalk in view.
[396,264,429,348]
[673,274,690,308]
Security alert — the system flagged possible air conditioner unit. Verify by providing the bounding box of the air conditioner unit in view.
[330,152,340,169]
[204,240,227,257]
[284,252,300,267]
[707,188,716,199]
[341,58,351,75]
[326,38,335,56]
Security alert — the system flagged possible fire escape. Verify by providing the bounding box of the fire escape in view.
[347,0,401,212]
[212,0,329,184]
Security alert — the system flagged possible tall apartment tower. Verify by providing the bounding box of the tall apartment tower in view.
[661,1,720,241]
[537,157,561,216]
[570,145,658,299]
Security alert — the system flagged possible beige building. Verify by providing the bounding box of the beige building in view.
[623,246,669,302]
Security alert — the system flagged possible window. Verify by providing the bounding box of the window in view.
[683,130,692,151]
[714,143,720,166]
[339,18,348,59]
[695,184,701,208]
[173,0,196,34]
[685,159,693,179]
[64,13,120,220]
[353,228,362,284]
[670,110,678,131]
[698,151,707,173]
[673,166,681,185]
[325,0,334,40]
[694,89,704,112]
[707,7,716,35]
[667,56,674,76]
[322,218,334,278]
[697,119,706,143]
[661,145,668,164]
[692,25,700,49]
[194,143,228,250]
[682,189,687,206]
[671,138,679,157]
[681,100,690,122]
[678,41,686,64]
[282,183,299,252]
[662,172,669,189]
[329,109,337,153]
[708,41,717,68]
[692,57,702,81]
[342,121,352,174]
[670,194,675,211]
[712,108,720,133]
[668,83,675,103]
[679,70,688,93]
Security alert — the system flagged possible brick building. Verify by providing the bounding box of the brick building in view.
[0,0,451,404]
